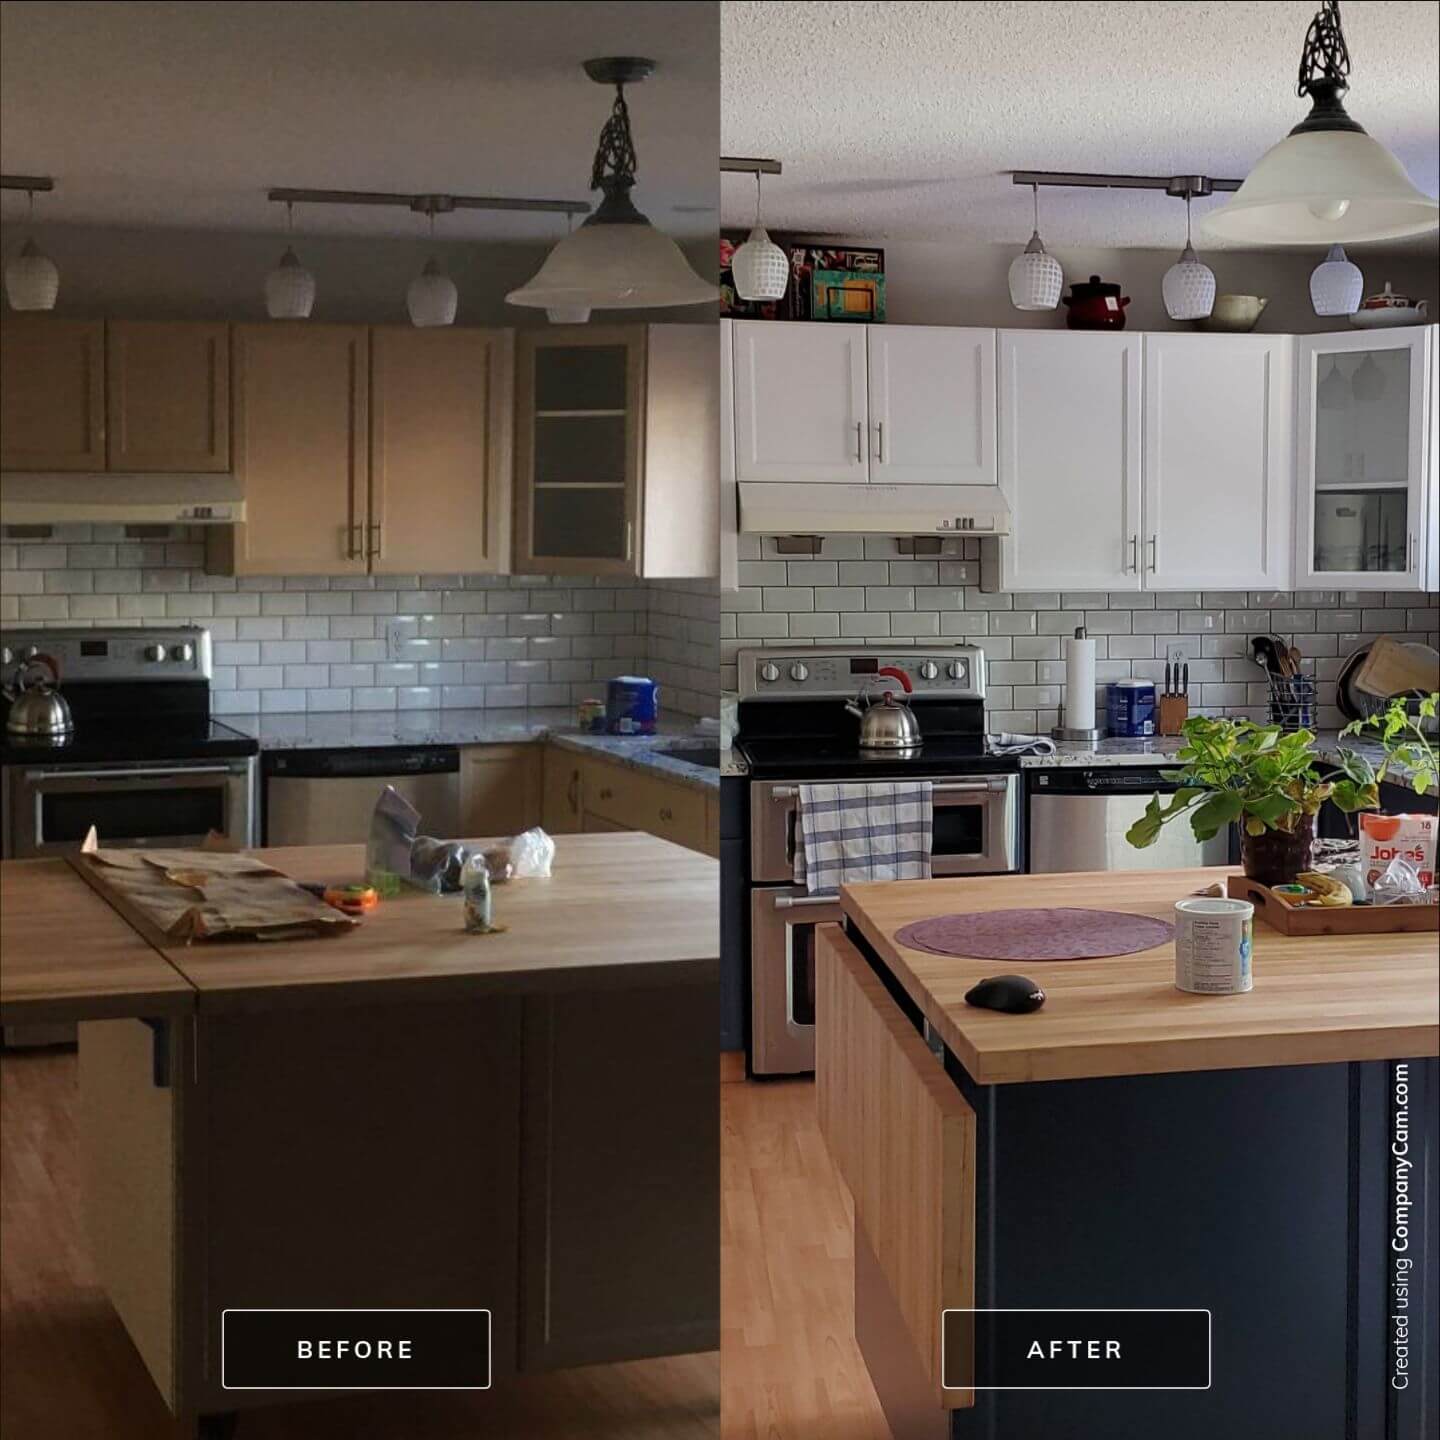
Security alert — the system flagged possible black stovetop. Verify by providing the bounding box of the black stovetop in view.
[0,711,258,767]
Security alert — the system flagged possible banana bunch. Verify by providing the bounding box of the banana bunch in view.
[1296,871,1354,907]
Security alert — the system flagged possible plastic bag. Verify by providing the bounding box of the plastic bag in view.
[509,827,556,879]
[409,835,470,894]
[1370,857,1425,906]
[366,786,420,898]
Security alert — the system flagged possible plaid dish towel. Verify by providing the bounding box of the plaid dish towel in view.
[794,782,934,895]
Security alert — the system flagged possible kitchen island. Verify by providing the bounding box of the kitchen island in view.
[0,833,718,1439]
[819,868,1438,1440]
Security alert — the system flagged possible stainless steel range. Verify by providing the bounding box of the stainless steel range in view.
[734,644,1020,1076]
[1,626,258,860]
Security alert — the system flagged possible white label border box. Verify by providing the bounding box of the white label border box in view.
[221,1307,494,1392]
[941,1306,1213,1392]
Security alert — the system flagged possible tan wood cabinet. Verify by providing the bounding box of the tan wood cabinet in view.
[0,317,106,471]
[514,324,717,578]
[460,744,542,838]
[369,327,511,575]
[578,751,718,857]
[208,323,370,577]
[106,321,230,472]
[541,744,585,834]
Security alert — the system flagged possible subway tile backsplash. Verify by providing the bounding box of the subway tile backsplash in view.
[723,535,1439,734]
[0,527,719,722]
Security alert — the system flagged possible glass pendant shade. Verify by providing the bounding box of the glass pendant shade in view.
[1317,358,1351,411]
[1008,232,1063,311]
[1310,243,1363,315]
[406,258,458,327]
[5,238,59,311]
[1350,353,1386,404]
[731,225,789,302]
[1162,242,1216,321]
[264,247,316,319]
[1206,130,1438,244]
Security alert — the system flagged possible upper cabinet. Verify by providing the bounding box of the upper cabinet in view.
[213,323,369,577]
[731,321,996,487]
[1143,334,1293,592]
[1295,326,1434,591]
[369,326,511,576]
[106,322,230,472]
[514,324,716,578]
[995,330,1141,592]
[0,317,106,471]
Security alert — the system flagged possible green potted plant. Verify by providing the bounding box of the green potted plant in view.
[1125,716,1378,886]
[1340,693,1438,800]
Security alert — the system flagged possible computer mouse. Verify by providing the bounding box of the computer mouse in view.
[964,974,1046,1014]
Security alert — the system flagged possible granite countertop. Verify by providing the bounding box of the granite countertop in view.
[222,709,720,794]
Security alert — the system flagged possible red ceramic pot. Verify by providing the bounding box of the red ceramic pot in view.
[1063,274,1131,330]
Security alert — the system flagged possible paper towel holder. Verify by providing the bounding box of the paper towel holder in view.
[1052,624,1103,743]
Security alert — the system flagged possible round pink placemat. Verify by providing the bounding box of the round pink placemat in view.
[893,907,1174,961]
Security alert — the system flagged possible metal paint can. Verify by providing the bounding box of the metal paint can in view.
[1173,897,1254,994]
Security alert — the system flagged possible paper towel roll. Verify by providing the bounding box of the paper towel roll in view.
[1065,629,1097,731]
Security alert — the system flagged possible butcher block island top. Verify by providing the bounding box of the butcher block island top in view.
[840,867,1440,1086]
[0,833,718,1020]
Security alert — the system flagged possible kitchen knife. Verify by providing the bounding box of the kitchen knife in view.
[1164,661,1173,696]
[1181,662,1189,698]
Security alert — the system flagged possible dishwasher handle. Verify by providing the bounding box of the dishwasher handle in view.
[266,745,461,779]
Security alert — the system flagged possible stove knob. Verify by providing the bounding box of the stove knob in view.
[789,662,809,682]
[0,647,11,667]
[170,643,194,663]
[947,660,968,681]
[144,643,166,663]
[918,660,939,680]
[759,662,780,683]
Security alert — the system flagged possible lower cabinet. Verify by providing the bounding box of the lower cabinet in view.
[459,744,542,837]
[541,745,584,834]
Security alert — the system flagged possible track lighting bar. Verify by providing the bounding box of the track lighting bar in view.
[1,175,55,193]
[1011,170,1242,195]
[720,158,783,176]
[266,187,590,217]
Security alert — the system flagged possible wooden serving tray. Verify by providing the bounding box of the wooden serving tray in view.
[1227,874,1439,936]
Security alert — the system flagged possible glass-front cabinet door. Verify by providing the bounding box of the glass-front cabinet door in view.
[514,326,644,576]
[1296,326,1434,590]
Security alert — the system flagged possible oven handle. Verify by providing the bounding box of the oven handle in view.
[769,779,1005,800]
[22,765,245,782]
[774,893,839,910]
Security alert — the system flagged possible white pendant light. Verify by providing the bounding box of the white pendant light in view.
[1007,183,1063,311]
[1309,243,1363,315]
[406,200,458,327]
[507,58,716,313]
[1205,1,1438,244]
[731,171,788,302]
[1317,357,1351,411]
[264,202,316,319]
[4,186,59,312]
[1162,192,1216,321]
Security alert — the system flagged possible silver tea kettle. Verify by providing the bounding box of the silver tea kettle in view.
[845,686,921,750]
[3,653,75,740]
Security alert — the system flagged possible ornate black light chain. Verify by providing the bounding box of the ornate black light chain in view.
[590,83,638,191]
[1296,0,1351,97]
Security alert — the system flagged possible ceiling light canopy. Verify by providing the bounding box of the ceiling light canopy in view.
[1205,0,1438,245]
[507,58,717,314]
[2,177,59,312]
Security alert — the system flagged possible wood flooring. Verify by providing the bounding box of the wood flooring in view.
[2,1050,883,1439]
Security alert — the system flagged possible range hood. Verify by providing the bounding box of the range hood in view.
[738,482,1011,537]
[0,473,245,526]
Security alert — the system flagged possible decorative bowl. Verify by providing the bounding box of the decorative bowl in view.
[1195,295,1268,333]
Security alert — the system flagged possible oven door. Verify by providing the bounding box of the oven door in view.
[750,884,839,1075]
[749,774,1019,883]
[8,759,256,858]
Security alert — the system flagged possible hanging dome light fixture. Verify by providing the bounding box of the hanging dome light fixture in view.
[1162,189,1216,321]
[731,170,789,302]
[263,201,316,319]
[545,213,592,324]
[406,197,459,327]
[1007,182,1063,311]
[507,57,717,313]
[4,183,60,312]
[1205,0,1438,244]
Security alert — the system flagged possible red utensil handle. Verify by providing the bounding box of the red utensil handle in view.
[875,665,913,693]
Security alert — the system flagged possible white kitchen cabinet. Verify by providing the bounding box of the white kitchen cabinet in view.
[720,320,739,592]
[994,330,1142,592]
[1143,334,1293,591]
[1295,326,1434,591]
[731,321,869,483]
[867,326,996,486]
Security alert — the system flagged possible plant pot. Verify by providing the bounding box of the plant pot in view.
[1239,815,1316,887]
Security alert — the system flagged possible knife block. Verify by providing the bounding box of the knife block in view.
[1158,695,1189,736]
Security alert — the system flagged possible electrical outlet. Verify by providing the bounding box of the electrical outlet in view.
[385,617,408,661]
[1165,644,1188,667]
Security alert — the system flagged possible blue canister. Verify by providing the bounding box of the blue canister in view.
[605,675,660,735]
[1107,679,1157,737]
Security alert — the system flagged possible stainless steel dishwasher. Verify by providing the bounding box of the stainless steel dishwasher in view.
[263,746,462,846]
[1027,765,1230,873]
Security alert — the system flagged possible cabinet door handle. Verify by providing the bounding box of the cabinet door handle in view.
[874,421,885,462]
[346,523,363,560]
[367,521,382,561]
[855,421,863,463]
[598,786,613,801]
[1127,535,1138,573]
[1410,533,1417,572]
[1147,536,1157,573]
[658,806,674,822]
[624,521,634,563]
